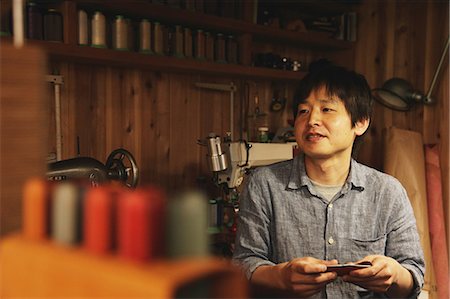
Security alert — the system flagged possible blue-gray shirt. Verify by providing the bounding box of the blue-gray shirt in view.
[233,154,425,298]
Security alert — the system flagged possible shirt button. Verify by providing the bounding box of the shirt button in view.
[329,203,333,209]
[328,237,335,245]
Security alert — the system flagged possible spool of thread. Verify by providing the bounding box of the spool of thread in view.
[226,35,238,64]
[118,187,166,261]
[26,1,43,40]
[215,33,226,63]
[83,186,118,254]
[207,198,220,234]
[126,18,134,51]
[153,22,163,55]
[91,11,106,48]
[23,178,50,240]
[78,9,88,45]
[172,25,184,58]
[194,29,205,60]
[205,32,214,61]
[166,191,209,258]
[162,25,172,56]
[183,27,193,58]
[139,19,152,53]
[43,8,63,42]
[112,15,127,50]
[146,186,166,257]
[51,182,81,245]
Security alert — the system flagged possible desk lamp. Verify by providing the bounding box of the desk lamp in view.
[372,36,449,111]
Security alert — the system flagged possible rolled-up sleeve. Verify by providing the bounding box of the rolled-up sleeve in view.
[232,173,275,279]
[385,181,425,297]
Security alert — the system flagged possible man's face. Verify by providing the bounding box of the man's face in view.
[294,86,368,161]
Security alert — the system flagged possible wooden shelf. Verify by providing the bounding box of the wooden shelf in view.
[4,39,306,80]
[16,1,353,78]
[74,0,353,50]
[260,0,359,16]
[0,234,248,298]
[247,25,350,49]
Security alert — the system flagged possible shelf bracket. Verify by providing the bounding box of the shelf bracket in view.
[46,75,64,161]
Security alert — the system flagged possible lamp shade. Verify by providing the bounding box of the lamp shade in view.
[372,78,424,111]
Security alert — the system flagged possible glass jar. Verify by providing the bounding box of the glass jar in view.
[258,127,269,143]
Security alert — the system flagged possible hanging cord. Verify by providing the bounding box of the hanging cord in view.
[237,140,252,168]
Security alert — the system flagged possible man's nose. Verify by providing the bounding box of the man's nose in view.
[308,109,321,126]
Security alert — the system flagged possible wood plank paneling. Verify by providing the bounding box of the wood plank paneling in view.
[355,1,449,289]
[41,0,447,263]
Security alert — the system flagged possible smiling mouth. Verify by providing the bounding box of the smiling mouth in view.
[305,133,325,141]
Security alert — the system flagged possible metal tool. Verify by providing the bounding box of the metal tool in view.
[47,148,139,188]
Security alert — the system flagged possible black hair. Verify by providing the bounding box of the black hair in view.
[292,59,373,151]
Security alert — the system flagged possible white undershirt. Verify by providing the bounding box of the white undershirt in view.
[310,179,343,202]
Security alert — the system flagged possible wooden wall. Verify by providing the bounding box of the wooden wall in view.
[354,0,449,236]
[51,64,298,192]
[47,0,448,227]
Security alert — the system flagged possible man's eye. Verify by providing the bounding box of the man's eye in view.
[323,107,334,112]
[298,109,308,115]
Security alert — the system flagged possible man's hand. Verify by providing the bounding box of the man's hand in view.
[341,255,414,298]
[280,257,339,297]
[252,257,338,298]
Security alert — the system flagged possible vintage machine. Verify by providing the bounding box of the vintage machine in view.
[205,134,295,190]
[203,133,296,255]
[47,148,139,188]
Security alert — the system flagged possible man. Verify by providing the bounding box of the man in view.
[232,62,425,298]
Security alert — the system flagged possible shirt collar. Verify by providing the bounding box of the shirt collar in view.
[287,153,365,192]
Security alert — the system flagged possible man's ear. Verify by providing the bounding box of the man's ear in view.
[354,118,370,136]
